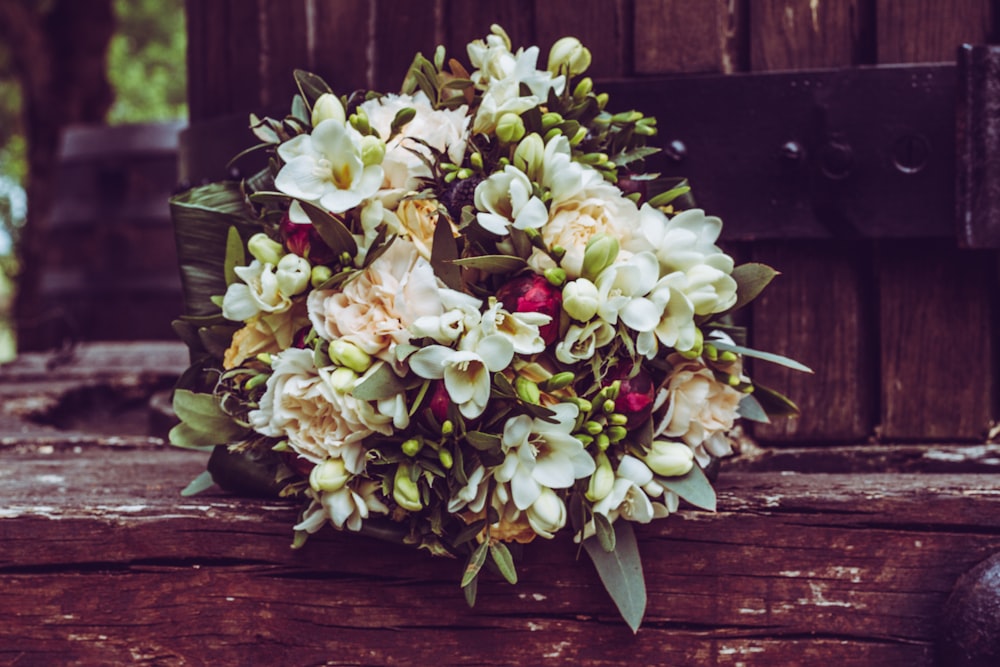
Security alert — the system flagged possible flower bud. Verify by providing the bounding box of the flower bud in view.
[327,366,358,393]
[280,215,335,264]
[562,278,599,322]
[311,93,346,126]
[496,113,526,144]
[275,253,311,296]
[310,265,333,288]
[428,381,451,424]
[548,36,592,76]
[438,448,454,469]
[360,135,386,166]
[541,112,564,130]
[580,233,620,282]
[393,463,423,512]
[495,273,563,345]
[540,371,575,392]
[643,440,694,477]
[248,233,285,266]
[573,77,593,100]
[329,339,373,373]
[677,327,704,359]
[586,452,614,502]
[401,438,423,457]
[526,487,567,539]
[515,376,541,405]
[543,267,567,288]
[606,425,627,443]
[441,419,454,436]
[611,366,655,427]
[583,421,603,435]
[513,133,544,179]
[309,458,350,492]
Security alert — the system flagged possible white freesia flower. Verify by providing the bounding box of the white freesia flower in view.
[478,298,549,355]
[275,119,383,214]
[555,319,615,364]
[408,334,514,418]
[495,403,594,509]
[562,278,600,322]
[592,455,659,524]
[594,252,662,333]
[359,92,469,192]
[682,263,738,316]
[645,272,698,354]
[222,260,293,322]
[275,253,311,297]
[294,480,390,533]
[474,165,548,235]
[447,464,490,514]
[526,487,567,538]
[249,349,370,472]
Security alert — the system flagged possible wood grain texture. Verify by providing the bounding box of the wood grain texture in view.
[309,0,372,92]
[444,0,536,66]
[748,0,874,443]
[751,243,874,441]
[874,2,997,440]
[371,0,440,92]
[534,0,631,78]
[633,0,746,74]
[3,446,1000,665]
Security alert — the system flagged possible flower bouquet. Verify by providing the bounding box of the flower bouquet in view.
[169,25,808,631]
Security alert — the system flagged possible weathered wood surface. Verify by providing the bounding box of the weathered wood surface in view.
[4,443,1000,665]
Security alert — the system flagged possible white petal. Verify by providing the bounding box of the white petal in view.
[512,196,548,230]
[221,284,259,321]
[618,455,654,486]
[475,334,514,372]
[275,156,328,201]
[477,212,511,235]
[621,297,662,333]
[511,472,542,510]
[407,345,451,379]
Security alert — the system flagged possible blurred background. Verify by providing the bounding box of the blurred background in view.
[0,0,186,358]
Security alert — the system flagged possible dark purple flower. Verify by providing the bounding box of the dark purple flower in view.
[496,273,562,345]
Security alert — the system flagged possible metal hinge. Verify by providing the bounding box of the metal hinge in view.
[606,48,996,246]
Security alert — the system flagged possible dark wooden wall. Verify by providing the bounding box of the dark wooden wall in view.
[184,0,1000,449]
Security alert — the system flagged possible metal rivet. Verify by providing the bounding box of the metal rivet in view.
[819,141,853,180]
[781,141,804,163]
[892,134,929,174]
[664,139,687,162]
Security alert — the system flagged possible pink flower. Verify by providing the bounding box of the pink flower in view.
[496,274,561,345]
[280,215,335,264]
[610,365,655,427]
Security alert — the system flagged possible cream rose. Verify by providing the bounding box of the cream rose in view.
[359,92,469,192]
[307,239,447,362]
[394,198,457,260]
[249,348,370,473]
[654,354,742,451]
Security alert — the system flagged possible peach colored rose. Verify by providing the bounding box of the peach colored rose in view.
[655,354,742,450]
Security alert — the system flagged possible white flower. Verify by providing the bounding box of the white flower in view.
[526,487,567,539]
[594,252,662,332]
[275,119,383,214]
[294,480,390,533]
[249,349,370,472]
[478,298,549,355]
[652,354,743,451]
[448,464,490,514]
[474,165,548,235]
[408,334,514,419]
[555,319,615,364]
[645,271,698,354]
[275,253,311,297]
[495,403,594,509]
[592,455,659,524]
[359,92,469,192]
[562,278,600,322]
[222,260,292,321]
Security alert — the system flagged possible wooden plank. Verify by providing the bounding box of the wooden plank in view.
[256,0,310,110]
[633,0,746,74]
[875,1,996,440]
[534,0,631,78]
[3,446,1000,664]
[310,0,371,92]
[371,0,440,92]
[444,0,536,65]
[748,0,874,443]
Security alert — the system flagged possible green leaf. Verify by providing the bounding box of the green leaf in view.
[464,431,501,450]
[489,542,518,584]
[172,389,242,435]
[293,69,334,109]
[611,145,660,167]
[206,446,284,498]
[223,226,244,286]
[299,200,358,257]
[729,263,779,312]
[180,470,216,496]
[452,519,487,547]
[583,521,646,633]
[594,512,616,552]
[168,422,219,450]
[431,213,463,290]
[646,183,691,208]
[752,383,801,418]
[450,255,527,274]
[170,182,263,317]
[352,362,406,401]
[461,540,490,588]
[710,340,813,374]
[463,574,478,607]
[660,463,717,512]
[737,394,771,423]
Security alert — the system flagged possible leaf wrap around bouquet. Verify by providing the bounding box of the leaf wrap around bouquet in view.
[169,25,807,630]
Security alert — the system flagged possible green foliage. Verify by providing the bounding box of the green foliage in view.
[106,0,187,124]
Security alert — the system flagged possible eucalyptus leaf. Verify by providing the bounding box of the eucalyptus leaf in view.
[737,394,771,423]
[352,362,406,401]
[450,255,526,274]
[659,463,717,512]
[464,431,501,450]
[594,512,616,552]
[463,574,478,607]
[489,542,518,584]
[752,383,801,418]
[206,445,285,498]
[223,226,245,286]
[728,263,780,312]
[168,422,220,450]
[293,69,334,108]
[461,540,490,588]
[431,214,463,290]
[299,200,358,257]
[583,521,646,633]
[710,340,813,374]
[180,470,216,496]
[172,389,242,435]
[452,519,487,546]
[611,145,660,167]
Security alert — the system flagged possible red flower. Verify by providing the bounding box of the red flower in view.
[280,214,336,264]
[428,380,451,424]
[610,366,655,427]
[496,273,562,345]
